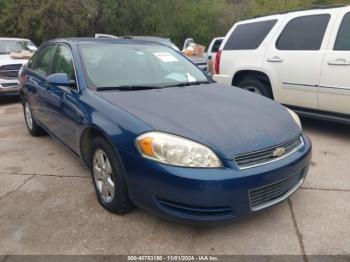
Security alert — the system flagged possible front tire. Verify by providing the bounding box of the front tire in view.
[90,137,133,214]
[23,100,45,136]
[238,78,273,99]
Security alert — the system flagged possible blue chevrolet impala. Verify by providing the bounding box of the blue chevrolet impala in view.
[19,38,311,224]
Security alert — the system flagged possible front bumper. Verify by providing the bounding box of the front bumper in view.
[121,135,312,224]
[0,79,19,96]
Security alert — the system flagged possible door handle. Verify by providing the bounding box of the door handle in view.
[328,58,350,66]
[267,56,283,63]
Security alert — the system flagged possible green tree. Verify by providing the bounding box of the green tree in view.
[0,0,349,47]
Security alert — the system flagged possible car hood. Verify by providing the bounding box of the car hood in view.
[97,84,301,159]
[0,55,28,66]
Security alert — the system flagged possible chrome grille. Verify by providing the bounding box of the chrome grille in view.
[1,83,18,87]
[235,136,304,169]
[249,171,304,211]
[0,64,22,80]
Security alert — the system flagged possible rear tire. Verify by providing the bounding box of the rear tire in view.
[237,78,273,99]
[23,99,45,136]
[90,136,133,214]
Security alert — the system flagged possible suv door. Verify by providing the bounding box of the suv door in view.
[45,44,83,152]
[264,13,334,109]
[318,10,350,115]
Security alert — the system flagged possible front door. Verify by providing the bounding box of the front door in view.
[318,11,350,115]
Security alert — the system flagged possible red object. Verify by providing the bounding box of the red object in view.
[20,74,28,82]
[215,50,221,74]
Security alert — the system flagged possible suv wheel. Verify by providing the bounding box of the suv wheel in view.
[23,100,45,136]
[238,78,272,99]
[90,136,133,214]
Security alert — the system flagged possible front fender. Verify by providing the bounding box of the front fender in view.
[78,90,153,158]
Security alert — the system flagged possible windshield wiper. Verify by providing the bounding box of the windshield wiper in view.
[96,85,161,91]
[164,80,212,88]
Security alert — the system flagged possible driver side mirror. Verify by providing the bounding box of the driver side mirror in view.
[47,73,76,88]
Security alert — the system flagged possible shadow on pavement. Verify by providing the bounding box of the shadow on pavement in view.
[301,116,350,139]
[0,96,20,106]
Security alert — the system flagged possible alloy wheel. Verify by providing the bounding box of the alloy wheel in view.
[25,102,33,130]
[93,149,115,203]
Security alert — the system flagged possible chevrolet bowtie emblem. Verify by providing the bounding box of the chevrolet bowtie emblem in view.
[273,147,286,158]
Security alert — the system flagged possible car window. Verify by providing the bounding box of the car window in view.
[334,12,350,51]
[32,45,57,75]
[211,39,223,53]
[276,14,330,51]
[27,52,38,69]
[224,20,277,50]
[80,44,208,88]
[51,45,75,81]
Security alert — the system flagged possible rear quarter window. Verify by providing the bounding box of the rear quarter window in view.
[32,45,57,75]
[212,39,223,53]
[27,52,38,69]
[276,14,330,51]
[224,19,277,50]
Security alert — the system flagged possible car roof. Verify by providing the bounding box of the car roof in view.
[239,5,350,23]
[44,37,167,47]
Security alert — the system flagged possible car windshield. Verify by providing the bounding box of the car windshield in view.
[0,40,37,54]
[79,43,209,89]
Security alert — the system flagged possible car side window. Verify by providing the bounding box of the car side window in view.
[276,14,330,51]
[27,52,38,69]
[51,45,75,82]
[223,20,277,50]
[211,39,223,53]
[334,12,350,51]
[32,45,57,75]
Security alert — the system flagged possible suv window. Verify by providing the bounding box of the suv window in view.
[212,39,223,53]
[334,12,350,51]
[32,45,57,75]
[224,20,277,50]
[51,45,75,81]
[276,14,330,51]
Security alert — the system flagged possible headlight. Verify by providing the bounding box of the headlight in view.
[135,132,223,168]
[286,108,302,130]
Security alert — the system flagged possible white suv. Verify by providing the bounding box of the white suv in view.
[214,5,350,123]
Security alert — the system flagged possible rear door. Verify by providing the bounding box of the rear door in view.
[318,10,350,114]
[264,12,335,109]
[27,45,57,125]
[219,18,278,80]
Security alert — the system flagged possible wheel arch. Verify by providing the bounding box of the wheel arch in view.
[232,69,274,99]
[79,125,120,168]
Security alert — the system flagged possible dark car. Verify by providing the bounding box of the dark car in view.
[19,38,311,224]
